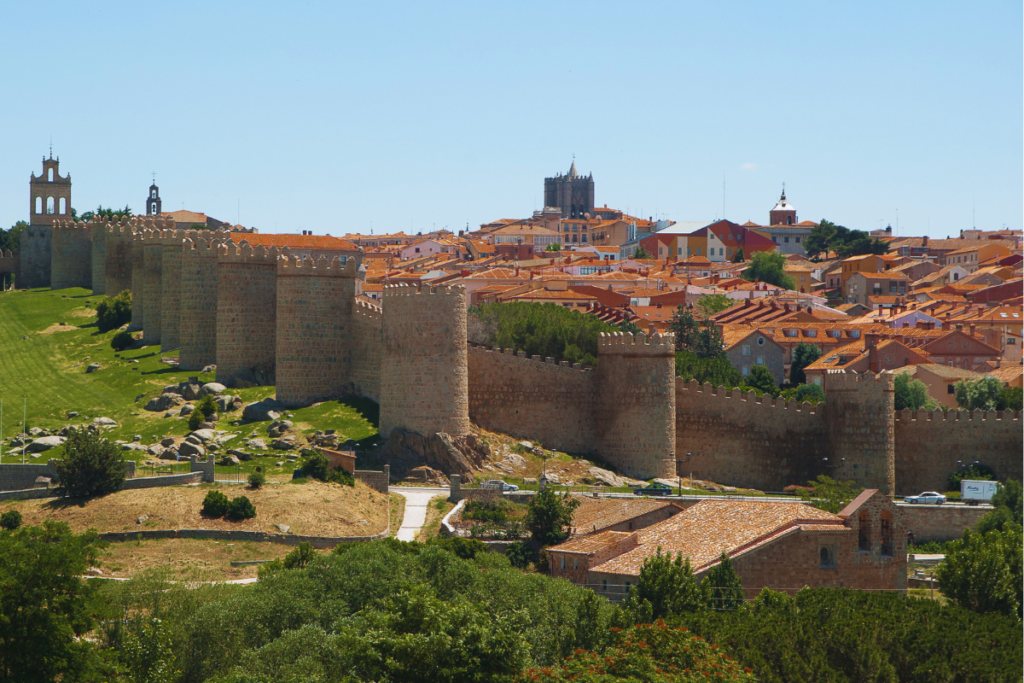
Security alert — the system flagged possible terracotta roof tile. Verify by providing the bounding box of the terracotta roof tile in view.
[230,233,359,251]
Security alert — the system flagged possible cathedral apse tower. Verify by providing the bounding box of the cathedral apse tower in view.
[544,160,594,218]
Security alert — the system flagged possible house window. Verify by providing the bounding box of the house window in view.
[757,336,766,346]
[858,510,871,551]
[741,365,749,376]
[573,558,579,570]
[785,236,790,243]
[560,556,566,570]
[795,237,801,243]
[742,344,750,356]
[881,511,893,557]
[819,544,837,568]
[947,384,955,394]
[756,356,764,365]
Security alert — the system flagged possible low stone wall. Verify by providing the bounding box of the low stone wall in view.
[98,525,390,549]
[900,503,992,542]
[0,487,58,502]
[123,472,203,489]
[0,460,138,492]
[354,466,389,493]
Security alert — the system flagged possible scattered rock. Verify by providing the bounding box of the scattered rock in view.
[242,398,282,422]
[121,443,146,452]
[214,395,242,412]
[405,465,450,486]
[220,455,240,466]
[199,382,226,396]
[28,427,43,436]
[228,449,252,461]
[179,404,194,416]
[66,411,79,418]
[26,436,65,453]
[247,438,267,450]
[163,410,176,418]
[271,437,297,451]
[181,383,202,401]
[201,365,216,373]
[189,429,216,443]
[358,519,369,526]
[276,461,284,467]
[198,421,216,430]
[145,393,185,412]
[93,417,117,426]
[161,437,176,447]
[159,449,179,460]
[147,445,166,457]
[541,473,560,484]
[178,441,205,458]
[137,515,149,525]
[523,478,538,485]
[85,568,103,577]
[133,434,142,442]
[587,466,643,489]
[85,363,101,373]
[274,523,290,533]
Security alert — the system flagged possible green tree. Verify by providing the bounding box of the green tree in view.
[695,293,733,317]
[741,250,796,289]
[187,409,204,431]
[997,386,1022,411]
[81,204,133,222]
[195,393,218,420]
[96,289,132,332]
[805,219,889,259]
[893,371,939,411]
[936,524,1022,620]
[705,552,744,611]
[670,305,725,359]
[789,342,822,385]
[52,427,127,498]
[618,319,642,335]
[526,488,580,547]
[744,365,778,397]
[794,383,825,404]
[797,475,863,514]
[111,329,134,351]
[0,522,104,682]
[0,510,22,530]
[622,548,705,622]
[632,245,653,260]
[977,480,1023,534]
[954,376,1004,410]
[675,350,743,387]
[0,220,28,254]
[475,301,618,366]
[120,617,178,683]
[946,462,995,492]
[732,247,745,262]
[544,242,561,252]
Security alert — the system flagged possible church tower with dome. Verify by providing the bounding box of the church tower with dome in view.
[769,186,798,225]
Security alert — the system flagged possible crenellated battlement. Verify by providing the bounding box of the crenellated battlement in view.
[824,369,894,390]
[354,298,383,319]
[468,342,594,375]
[598,331,675,353]
[676,377,824,415]
[277,253,358,277]
[382,282,464,298]
[218,240,285,264]
[51,220,92,233]
[896,407,1021,423]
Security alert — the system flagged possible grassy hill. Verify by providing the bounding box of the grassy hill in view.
[0,287,378,478]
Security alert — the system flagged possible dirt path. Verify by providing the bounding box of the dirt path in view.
[391,487,447,541]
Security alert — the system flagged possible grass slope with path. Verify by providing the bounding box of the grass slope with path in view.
[0,287,379,479]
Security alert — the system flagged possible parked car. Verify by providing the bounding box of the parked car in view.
[961,480,998,505]
[903,491,946,505]
[481,479,519,492]
[634,482,672,497]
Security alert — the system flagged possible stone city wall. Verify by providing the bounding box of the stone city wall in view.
[178,236,224,370]
[19,226,51,289]
[675,379,829,492]
[900,503,992,542]
[354,466,390,493]
[894,408,1022,495]
[130,232,146,329]
[380,284,470,439]
[104,221,136,296]
[142,234,164,344]
[216,242,281,387]
[596,333,677,479]
[50,221,93,290]
[0,249,19,288]
[350,299,383,401]
[90,219,106,294]
[468,344,598,455]
[160,231,185,351]
[276,254,360,406]
[825,371,895,495]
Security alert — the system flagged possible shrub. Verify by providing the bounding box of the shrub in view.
[473,301,618,366]
[794,382,825,404]
[463,499,510,525]
[283,541,316,569]
[195,394,218,419]
[424,536,489,560]
[0,510,22,530]
[504,540,531,569]
[201,490,230,517]
[247,471,266,489]
[300,451,330,481]
[110,329,134,352]
[947,462,995,492]
[526,488,580,547]
[227,496,256,520]
[95,290,132,333]
[52,428,127,498]
[187,410,204,431]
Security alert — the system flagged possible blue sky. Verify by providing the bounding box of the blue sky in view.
[1,1,1020,237]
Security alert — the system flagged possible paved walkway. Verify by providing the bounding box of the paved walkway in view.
[392,487,447,541]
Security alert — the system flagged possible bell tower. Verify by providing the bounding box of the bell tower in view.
[146,178,162,216]
[29,151,72,227]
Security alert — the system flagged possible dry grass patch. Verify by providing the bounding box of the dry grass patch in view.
[98,538,295,581]
[416,497,455,542]
[389,492,405,538]
[2,480,388,537]
[38,323,77,335]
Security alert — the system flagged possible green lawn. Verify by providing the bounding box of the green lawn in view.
[0,287,379,474]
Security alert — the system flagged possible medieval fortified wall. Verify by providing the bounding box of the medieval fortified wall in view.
[14,214,1024,492]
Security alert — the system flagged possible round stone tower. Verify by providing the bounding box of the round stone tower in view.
[379,283,470,439]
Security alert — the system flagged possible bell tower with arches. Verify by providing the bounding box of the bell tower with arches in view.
[29,152,72,227]
[146,179,162,216]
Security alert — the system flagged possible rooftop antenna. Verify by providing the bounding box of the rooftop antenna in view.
[723,174,726,220]
[49,136,52,159]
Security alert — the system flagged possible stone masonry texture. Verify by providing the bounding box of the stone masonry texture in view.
[142,239,164,344]
[160,233,184,351]
[825,372,896,495]
[178,235,222,370]
[90,219,106,294]
[104,221,135,297]
[216,243,279,387]
[50,222,92,290]
[130,233,146,329]
[380,284,470,439]
[19,226,51,288]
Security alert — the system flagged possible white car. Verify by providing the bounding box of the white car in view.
[481,480,519,492]
[904,491,946,505]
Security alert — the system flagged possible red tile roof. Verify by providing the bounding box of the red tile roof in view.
[229,233,359,250]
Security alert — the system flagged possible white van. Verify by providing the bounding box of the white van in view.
[961,480,998,504]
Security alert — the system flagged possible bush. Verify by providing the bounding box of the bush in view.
[187,410,204,431]
[947,462,995,492]
[299,450,354,486]
[247,471,266,489]
[195,394,218,419]
[0,510,22,530]
[227,496,256,520]
[526,488,580,547]
[201,490,230,517]
[794,382,825,404]
[283,541,316,569]
[504,540,531,569]
[936,524,1022,620]
[473,302,618,366]
[52,428,127,498]
[95,289,132,333]
[110,329,134,352]
[463,499,511,525]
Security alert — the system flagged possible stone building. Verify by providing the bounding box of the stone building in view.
[22,154,72,288]
[544,161,594,219]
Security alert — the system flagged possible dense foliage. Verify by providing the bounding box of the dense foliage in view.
[669,305,724,358]
[474,302,618,366]
[52,427,127,498]
[895,371,940,411]
[954,375,1004,410]
[299,450,355,486]
[791,383,825,404]
[740,251,795,290]
[976,480,1023,534]
[796,475,863,513]
[695,293,733,317]
[632,245,653,260]
[526,488,581,546]
[110,329,134,351]
[935,523,1022,620]
[96,289,133,333]
[201,490,231,517]
[0,510,21,530]
[788,342,821,385]
[804,219,889,259]
[674,350,743,387]
[745,365,778,397]
[0,220,28,254]
[997,385,1022,410]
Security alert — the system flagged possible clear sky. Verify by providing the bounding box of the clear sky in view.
[1,1,1020,238]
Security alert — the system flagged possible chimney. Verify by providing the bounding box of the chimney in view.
[656,302,663,309]
[923,235,929,247]
[969,324,976,337]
